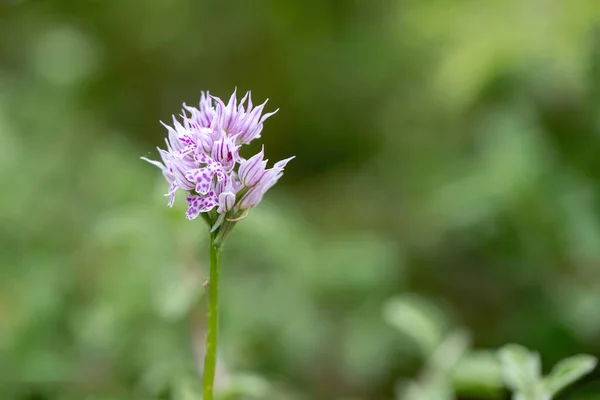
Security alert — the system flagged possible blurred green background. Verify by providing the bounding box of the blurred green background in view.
[2,0,600,399]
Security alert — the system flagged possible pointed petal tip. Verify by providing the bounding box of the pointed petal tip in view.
[229,87,238,100]
[210,94,226,106]
[257,98,270,109]
[274,155,295,169]
[262,108,279,119]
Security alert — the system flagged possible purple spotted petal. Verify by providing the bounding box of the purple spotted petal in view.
[186,193,218,220]
[199,192,219,212]
[185,167,215,195]
[185,196,201,220]
[214,168,226,182]
[194,152,210,164]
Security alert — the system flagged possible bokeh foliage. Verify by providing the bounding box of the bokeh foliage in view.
[1,0,600,399]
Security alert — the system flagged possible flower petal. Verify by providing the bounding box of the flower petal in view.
[217,191,236,213]
[239,146,267,186]
[185,196,203,220]
[140,157,166,171]
[166,182,178,207]
[185,167,215,195]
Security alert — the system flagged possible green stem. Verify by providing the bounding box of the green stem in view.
[202,234,222,400]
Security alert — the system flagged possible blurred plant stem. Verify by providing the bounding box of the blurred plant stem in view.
[202,234,222,400]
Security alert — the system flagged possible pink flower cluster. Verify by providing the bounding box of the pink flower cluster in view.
[142,90,293,230]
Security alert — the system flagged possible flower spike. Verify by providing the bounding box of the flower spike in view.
[142,89,293,231]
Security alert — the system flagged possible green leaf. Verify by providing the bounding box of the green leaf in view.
[543,354,597,396]
[383,295,446,356]
[396,380,453,400]
[452,350,503,393]
[429,329,471,373]
[498,344,541,393]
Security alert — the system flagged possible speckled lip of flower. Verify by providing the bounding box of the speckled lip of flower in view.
[142,89,293,238]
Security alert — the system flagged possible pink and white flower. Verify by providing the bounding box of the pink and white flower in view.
[142,89,293,231]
